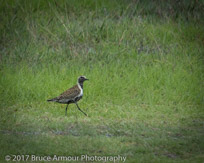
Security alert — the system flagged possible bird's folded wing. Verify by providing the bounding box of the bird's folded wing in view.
[58,85,80,100]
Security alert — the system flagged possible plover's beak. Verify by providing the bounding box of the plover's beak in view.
[85,78,89,81]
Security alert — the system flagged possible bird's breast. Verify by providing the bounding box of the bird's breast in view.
[77,83,83,97]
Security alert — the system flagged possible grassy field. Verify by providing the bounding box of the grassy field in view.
[0,0,204,162]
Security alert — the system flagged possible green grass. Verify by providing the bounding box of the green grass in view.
[0,0,204,162]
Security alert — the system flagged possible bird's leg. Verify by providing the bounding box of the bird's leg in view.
[65,103,69,116]
[75,102,87,116]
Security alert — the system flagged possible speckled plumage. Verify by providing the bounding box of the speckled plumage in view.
[47,76,88,116]
[48,84,81,104]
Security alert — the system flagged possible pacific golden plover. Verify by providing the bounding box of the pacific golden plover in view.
[47,76,88,116]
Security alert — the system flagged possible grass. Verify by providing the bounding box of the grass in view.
[0,0,204,162]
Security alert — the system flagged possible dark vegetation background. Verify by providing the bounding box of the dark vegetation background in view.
[0,0,204,162]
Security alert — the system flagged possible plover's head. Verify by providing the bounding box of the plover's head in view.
[78,76,88,83]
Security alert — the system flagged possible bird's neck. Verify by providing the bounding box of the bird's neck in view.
[78,82,83,89]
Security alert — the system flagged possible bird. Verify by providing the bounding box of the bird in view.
[47,76,89,116]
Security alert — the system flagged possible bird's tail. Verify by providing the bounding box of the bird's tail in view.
[47,98,57,102]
